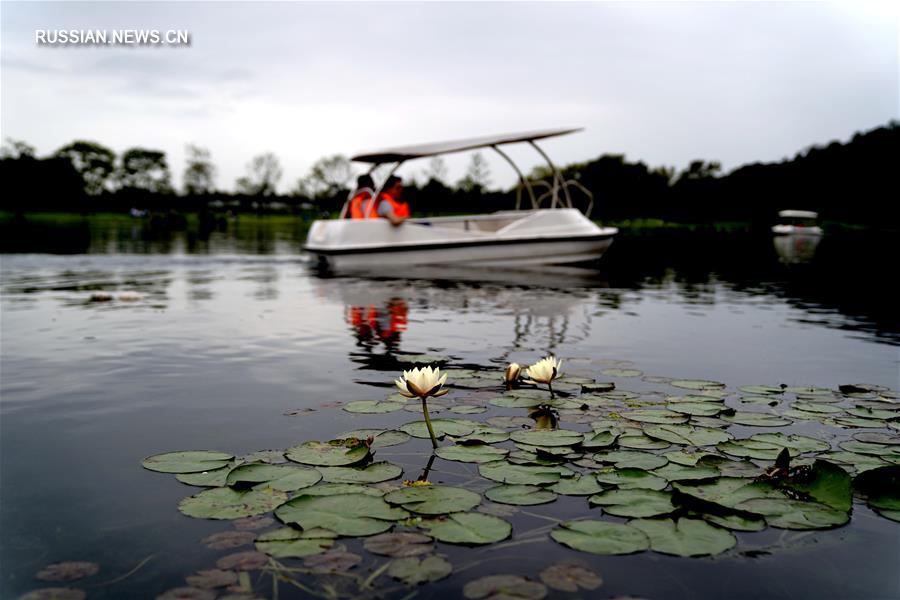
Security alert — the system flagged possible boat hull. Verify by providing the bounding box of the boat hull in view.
[304,209,617,271]
[310,234,615,270]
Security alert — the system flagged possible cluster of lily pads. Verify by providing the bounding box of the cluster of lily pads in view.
[130,358,899,599]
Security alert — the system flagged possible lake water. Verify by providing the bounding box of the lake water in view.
[1,216,898,599]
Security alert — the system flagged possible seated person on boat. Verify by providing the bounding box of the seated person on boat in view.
[376,176,410,226]
[348,175,377,219]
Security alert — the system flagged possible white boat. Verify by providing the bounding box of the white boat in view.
[771,210,823,236]
[304,128,617,271]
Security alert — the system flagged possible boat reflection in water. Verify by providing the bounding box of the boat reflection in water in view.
[347,298,408,351]
[773,233,822,265]
[320,264,610,362]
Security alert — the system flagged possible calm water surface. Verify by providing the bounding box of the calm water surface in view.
[1,217,898,599]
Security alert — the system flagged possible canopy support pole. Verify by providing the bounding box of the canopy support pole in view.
[490,145,537,211]
[528,140,572,209]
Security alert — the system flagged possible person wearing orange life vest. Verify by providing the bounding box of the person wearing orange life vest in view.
[348,174,377,219]
[375,175,410,226]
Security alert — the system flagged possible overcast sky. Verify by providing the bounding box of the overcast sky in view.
[1,1,897,192]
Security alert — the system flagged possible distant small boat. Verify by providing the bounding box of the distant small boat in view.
[771,210,823,236]
[304,128,617,271]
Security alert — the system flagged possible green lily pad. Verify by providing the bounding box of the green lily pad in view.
[385,485,481,515]
[142,451,234,474]
[177,463,239,487]
[666,402,725,417]
[854,465,900,515]
[736,498,849,530]
[388,555,453,585]
[595,467,667,490]
[539,564,602,592]
[337,429,410,448]
[592,450,668,470]
[421,512,511,545]
[436,443,509,463]
[510,429,584,447]
[179,487,288,520]
[485,485,558,506]
[739,385,785,395]
[839,440,900,457]
[630,518,736,556]
[449,405,488,415]
[275,493,408,536]
[317,461,403,484]
[663,449,719,467]
[285,440,370,467]
[653,463,719,482]
[489,396,546,408]
[343,400,405,414]
[702,512,767,532]
[589,489,676,517]
[717,440,800,461]
[364,532,434,557]
[721,412,791,427]
[580,430,619,449]
[514,443,574,456]
[792,401,843,414]
[301,483,385,497]
[550,475,604,496]
[854,432,900,445]
[618,434,670,450]
[621,410,689,425]
[225,464,321,492]
[487,416,533,429]
[782,460,852,511]
[550,520,649,555]
[453,427,511,444]
[254,527,334,558]
[400,419,476,439]
[830,416,888,428]
[602,368,643,377]
[820,451,888,474]
[643,424,732,446]
[463,574,547,599]
[671,379,726,390]
[673,477,783,510]
[750,433,830,454]
[479,462,569,485]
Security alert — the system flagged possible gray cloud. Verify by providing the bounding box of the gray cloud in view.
[1,1,896,193]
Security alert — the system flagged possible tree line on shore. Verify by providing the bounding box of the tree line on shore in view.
[0,121,896,227]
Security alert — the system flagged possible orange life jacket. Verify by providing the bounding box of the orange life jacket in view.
[379,192,410,218]
[348,190,377,219]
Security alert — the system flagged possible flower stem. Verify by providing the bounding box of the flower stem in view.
[421,397,438,449]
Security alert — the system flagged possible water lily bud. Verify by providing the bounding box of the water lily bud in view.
[504,363,521,384]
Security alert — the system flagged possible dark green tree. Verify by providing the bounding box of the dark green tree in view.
[236,152,282,196]
[457,152,491,192]
[54,140,116,196]
[182,144,216,195]
[118,148,172,194]
[299,154,354,198]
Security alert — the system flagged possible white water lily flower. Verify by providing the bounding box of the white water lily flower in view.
[525,356,562,385]
[395,366,449,400]
[504,363,522,384]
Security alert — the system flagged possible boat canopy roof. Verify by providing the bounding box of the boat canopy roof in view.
[778,210,818,219]
[351,127,582,164]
